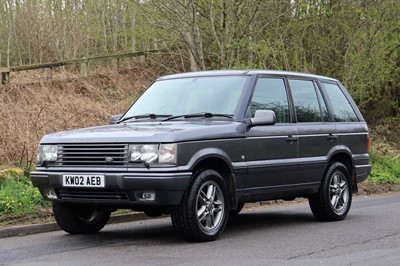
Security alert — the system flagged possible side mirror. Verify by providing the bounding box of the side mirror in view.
[110,114,122,125]
[247,110,276,127]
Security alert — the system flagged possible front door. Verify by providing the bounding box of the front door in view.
[245,77,298,189]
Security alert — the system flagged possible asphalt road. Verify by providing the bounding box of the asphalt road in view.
[0,193,399,266]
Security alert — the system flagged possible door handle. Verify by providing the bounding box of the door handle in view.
[327,134,338,141]
[286,135,298,143]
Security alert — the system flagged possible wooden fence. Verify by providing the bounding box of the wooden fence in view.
[0,49,162,85]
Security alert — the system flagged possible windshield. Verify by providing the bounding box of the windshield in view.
[121,75,249,120]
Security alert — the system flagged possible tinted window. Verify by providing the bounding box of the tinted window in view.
[289,79,328,122]
[122,76,248,118]
[250,78,289,123]
[322,82,358,122]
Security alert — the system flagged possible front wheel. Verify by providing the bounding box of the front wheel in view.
[309,162,352,221]
[53,202,111,234]
[171,169,229,242]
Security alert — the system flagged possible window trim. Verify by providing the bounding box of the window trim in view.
[287,77,328,124]
[313,81,331,122]
[246,75,294,124]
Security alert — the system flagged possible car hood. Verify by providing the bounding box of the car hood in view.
[40,120,246,144]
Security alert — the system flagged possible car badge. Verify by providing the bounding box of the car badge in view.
[105,157,114,163]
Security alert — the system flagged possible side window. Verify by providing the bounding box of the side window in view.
[289,79,328,122]
[250,78,289,123]
[322,82,358,122]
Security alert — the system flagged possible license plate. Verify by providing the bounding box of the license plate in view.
[63,174,105,188]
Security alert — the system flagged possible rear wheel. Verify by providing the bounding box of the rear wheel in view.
[171,169,229,242]
[53,202,111,234]
[309,162,352,221]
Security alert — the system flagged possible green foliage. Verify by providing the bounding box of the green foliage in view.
[0,174,49,216]
[369,152,400,184]
[1,0,399,120]
[0,168,24,183]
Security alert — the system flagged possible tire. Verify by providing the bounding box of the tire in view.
[229,202,245,216]
[53,202,111,234]
[309,162,352,221]
[171,169,229,242]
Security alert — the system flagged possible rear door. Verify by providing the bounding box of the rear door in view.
[289,79,337,184]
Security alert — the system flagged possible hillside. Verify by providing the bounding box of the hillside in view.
[1,64,399,169]
[0,64,163,166]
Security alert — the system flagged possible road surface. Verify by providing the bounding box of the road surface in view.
[0,193,399,266]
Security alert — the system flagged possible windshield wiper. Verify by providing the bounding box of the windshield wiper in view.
[117,113,171,123]
[162,112,234,121]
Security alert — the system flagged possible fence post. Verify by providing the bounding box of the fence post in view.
[44,67,52,81]
[80,57,89,77]
[112,58,119,72]
[0,67,10,85]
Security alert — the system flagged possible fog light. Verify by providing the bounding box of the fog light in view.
[42,188,58,200]
[135,191,156,201]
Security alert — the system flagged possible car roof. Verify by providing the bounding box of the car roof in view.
[157,70,338,82]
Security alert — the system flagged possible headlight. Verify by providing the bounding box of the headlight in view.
[129,144,177,164]
[36,145,58,166]
[159,144,177,163]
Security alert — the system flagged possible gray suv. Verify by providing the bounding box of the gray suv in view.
[31,70,371,242]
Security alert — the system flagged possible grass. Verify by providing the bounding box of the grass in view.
[0,167,136,227]
[368,152,400,184]
[0,169,50,217]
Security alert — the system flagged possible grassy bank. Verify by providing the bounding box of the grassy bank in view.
[369,152,400,184]
[0,168,51,226]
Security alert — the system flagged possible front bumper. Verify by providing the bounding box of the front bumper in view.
[30,170,192,206]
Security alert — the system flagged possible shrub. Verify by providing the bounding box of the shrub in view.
[0,168,24,184]
[0,175,49,216]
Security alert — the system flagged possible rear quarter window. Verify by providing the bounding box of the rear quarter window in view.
[322,82,359,122]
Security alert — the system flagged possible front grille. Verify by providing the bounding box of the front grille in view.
[56,188,129,201]
[57,144,128,167]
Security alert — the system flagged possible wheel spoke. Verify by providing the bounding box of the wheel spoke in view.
[340,180,347,191]
[333,174,339,187]
[206,212,215,228]
[207,184,216,199]
[331,194,339,209]
[197,206,207,220]
[198,191,208,205]
[338,196,345,208]
[214,200,222,213]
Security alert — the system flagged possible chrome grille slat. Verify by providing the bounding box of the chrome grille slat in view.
[58,144,128,167]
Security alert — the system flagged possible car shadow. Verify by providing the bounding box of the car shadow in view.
[57,206,318,245]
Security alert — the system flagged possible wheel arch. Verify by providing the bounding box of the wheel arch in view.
[327,146,357,192]
[185,149,237,210]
